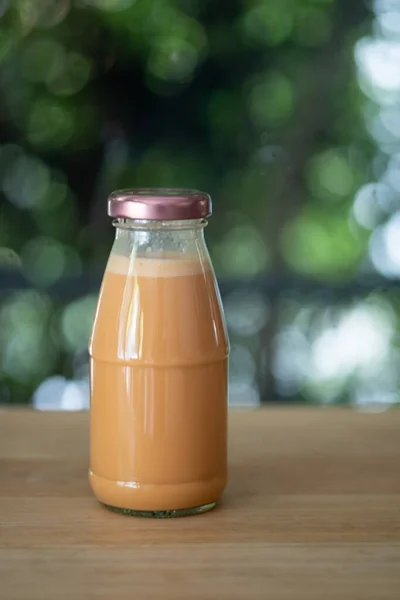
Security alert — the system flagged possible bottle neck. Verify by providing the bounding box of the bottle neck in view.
[113,218,207,231]
[112,218,208,259]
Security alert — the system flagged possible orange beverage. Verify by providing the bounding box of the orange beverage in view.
[89,189,229,516]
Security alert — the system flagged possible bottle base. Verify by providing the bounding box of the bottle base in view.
[89,469,226,515]
[101,501,217,518]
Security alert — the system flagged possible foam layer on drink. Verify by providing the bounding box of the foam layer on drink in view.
[107,252,208,278]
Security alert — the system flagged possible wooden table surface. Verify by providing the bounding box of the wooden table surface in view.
[0,409,399,599]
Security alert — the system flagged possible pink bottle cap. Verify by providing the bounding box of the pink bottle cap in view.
[108,188,212,221]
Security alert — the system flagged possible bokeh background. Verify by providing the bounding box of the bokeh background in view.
[0,0,400,409]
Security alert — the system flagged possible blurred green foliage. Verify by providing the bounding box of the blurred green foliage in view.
[1,0,399,406]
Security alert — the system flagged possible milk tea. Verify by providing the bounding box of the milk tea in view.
[89,252,229,511]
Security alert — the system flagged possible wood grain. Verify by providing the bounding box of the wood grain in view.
[0,409,399,599]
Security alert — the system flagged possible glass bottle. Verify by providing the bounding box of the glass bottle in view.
[89,189,229,517]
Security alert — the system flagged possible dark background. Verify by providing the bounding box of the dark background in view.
[1,0,399,409]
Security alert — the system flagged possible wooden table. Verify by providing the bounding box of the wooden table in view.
[0,409,399,599]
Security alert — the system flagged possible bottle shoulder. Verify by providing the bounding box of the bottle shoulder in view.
[89,256,229,365]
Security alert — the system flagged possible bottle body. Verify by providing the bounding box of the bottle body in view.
[89,219,229,515]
